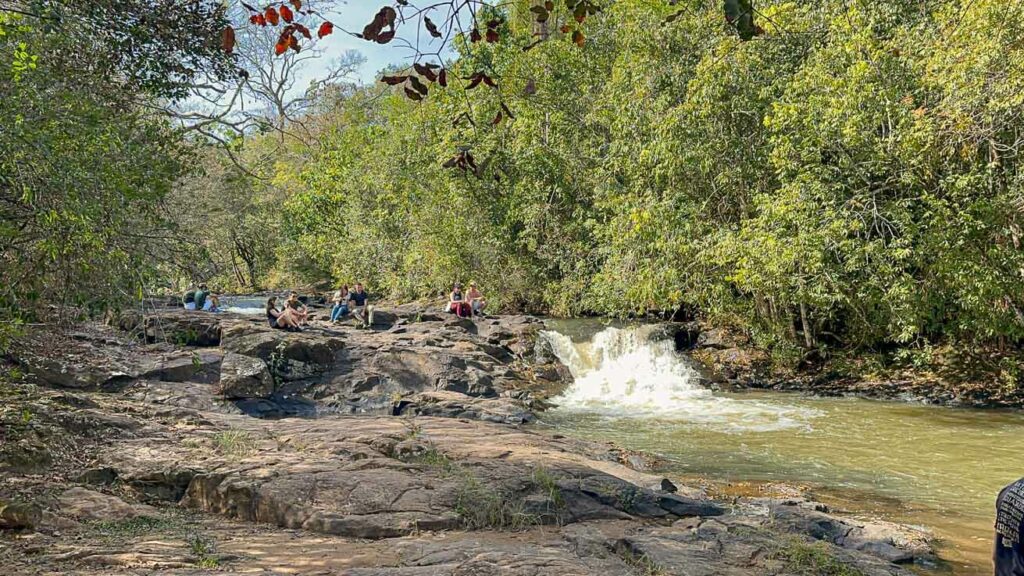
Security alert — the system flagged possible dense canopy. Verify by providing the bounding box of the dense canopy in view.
[4,0,1024,366]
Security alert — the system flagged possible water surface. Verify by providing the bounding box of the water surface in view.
[539,319,1021,575]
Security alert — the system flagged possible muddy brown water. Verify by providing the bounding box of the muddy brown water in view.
[539,319,1019,575]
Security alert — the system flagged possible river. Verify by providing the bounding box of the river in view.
[539,319,1021,575]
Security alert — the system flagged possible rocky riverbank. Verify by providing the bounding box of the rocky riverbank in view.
[664,321,1024,408]
[1,307,934,575]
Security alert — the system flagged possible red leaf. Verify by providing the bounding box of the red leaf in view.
[265,7,280,26]
[492,110,503,125]
[289,34,300,52]
[291,0,303,11]
[250,13,267,26]
[275,40,288,55]
[486,29,499,43]
[295,24,312,39]
[438,69,448,87]
[470,28,482,42]
[280,5,294,23]
[222,26,236,53]
[376,30,395,44]
[318,21,334,39]
[381,75,408,85]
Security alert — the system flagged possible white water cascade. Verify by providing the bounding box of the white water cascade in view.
[542,325,820,432]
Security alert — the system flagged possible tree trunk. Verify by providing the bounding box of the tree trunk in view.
[799,301,815,349]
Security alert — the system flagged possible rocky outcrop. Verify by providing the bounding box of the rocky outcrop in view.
[57,488,158,523]
[217,352,274,399]
[112,309,223,346]
[0,310,935,576]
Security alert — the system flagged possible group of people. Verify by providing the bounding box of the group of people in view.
[264,284,375,332]
[188,279,480,331]
[447,281,486,318]
[182,285,221,313]
[328,283,374,326]
[265,291,312,332]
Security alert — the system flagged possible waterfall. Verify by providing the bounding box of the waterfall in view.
[541,325,819,432]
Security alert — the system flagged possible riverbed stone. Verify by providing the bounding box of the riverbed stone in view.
[218,352,274,399]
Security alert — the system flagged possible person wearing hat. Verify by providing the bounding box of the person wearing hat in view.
[448,282,472,318]
[466,281,487,316]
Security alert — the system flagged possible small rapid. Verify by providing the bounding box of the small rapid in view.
[541,325,820,432]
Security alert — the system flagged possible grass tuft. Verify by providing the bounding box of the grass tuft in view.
[211,429,257,459]
[771,537,867,576]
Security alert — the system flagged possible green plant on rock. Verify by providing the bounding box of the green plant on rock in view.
[771,537,866,576]
[212,429,257,460]
[531,465,565,511]
[618,546,666,576]
[403,447,455,476]
[187,532,219,568]
[453,470,539,531]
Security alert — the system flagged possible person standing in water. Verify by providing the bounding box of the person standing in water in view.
[996,478,1024,575]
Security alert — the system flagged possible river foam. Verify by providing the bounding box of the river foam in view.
[542,325,820,433]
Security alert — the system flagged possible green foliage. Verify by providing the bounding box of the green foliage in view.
[0,2,233,326]
[771,537,866,576]
[187,532,220,568]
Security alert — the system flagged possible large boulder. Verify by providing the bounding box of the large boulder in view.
[219,352,274,399]
[368,349,497,397]
[136,350,223,383]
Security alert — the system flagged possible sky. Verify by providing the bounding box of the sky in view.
[299,2,451,86]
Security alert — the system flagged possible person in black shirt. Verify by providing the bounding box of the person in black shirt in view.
[349,282,374,327]
[996,478,1024,575]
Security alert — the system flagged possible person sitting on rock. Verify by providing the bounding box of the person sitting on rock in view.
[330,284,351,322]
[448,282,472,318]
[266,297,301,331]
[286,292,309,324]
[204,294,222,313]
[349,282,374,327]
[995,477,1024,575]
[182,286,197,311]
[466,281,487,316]
[193,284,209,312]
